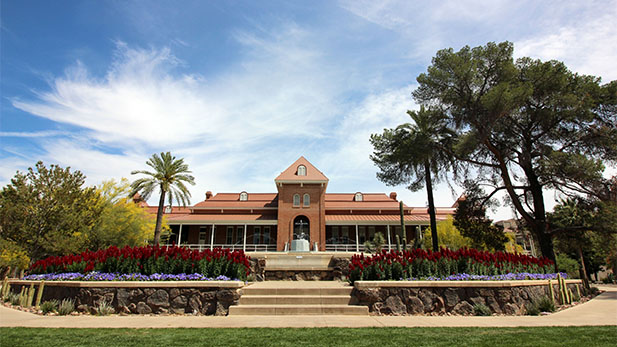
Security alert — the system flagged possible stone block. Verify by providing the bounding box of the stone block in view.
[146,289,170,309]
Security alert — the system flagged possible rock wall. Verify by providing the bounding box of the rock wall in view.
[249,256,352,281]
[8,283,242,316]
[353,282,583,315]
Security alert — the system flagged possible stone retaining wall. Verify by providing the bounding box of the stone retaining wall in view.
[7,281,244,316]
[353,280,584,315]
[249,255,352,281]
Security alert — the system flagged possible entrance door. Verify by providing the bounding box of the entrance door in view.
[293,215,310,242]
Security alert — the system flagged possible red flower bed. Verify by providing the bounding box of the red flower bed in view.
[29,245,251,280]
[349,248,554,284]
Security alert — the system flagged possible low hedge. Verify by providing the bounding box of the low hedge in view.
[349,248,554,284]
[28,245,250,281]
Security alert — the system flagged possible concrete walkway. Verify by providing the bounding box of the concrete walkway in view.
[1,285,615,328]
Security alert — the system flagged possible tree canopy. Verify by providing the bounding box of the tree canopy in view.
[0,162,101,261]
[131,152,195,245]
[370,107,456,251]
[412,41,617,262]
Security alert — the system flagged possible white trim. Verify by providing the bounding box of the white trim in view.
[210,224,215,250]
[387,225,391,251]
[178,224,183,246]
[355,225,359,252]
[274,180,328,184]
[168,220,278,225]
[189,207,278,210]
[325,221,429,226]
[243,224,247,251]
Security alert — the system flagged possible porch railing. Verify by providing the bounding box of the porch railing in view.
[325,244,365,252]
[162,244,277,252]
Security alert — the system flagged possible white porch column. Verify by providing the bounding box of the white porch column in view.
[210,224,215,250]
[387,225,391,251]
[178,224,183,246]
[355,225,359,252]
[243,224,247,252]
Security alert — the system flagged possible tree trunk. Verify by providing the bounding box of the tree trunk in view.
[153,188,166,245]
[424,160,439,252]
[577,245,590,289]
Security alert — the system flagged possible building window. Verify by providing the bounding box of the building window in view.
[253,226,261,244]
[264,226,271,244]
[293,194,300,206]
[240,191,248,201]
[354,192,363,201]
[199,227,208,245]
[226,226,233,244]
[303,193,310,207]
[237,226,244,244]
[297,165,306,176]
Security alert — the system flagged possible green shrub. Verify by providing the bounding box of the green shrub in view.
[95,301,114,316]
[473,303,491,316]
[40,300,58,314]
[526,296,555,315]
[536,296,556,313]
[57,298,75,315]
[525,302,540,316]
[555,253,580,279]
[7,292,20,305]
[590,287,600,296]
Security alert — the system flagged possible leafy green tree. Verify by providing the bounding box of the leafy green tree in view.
[0,162,101,261]
[549,192,617,287]
[370,107,456,251]
[453,182,508,251]
[412,41,617,262]
[422,216,472,250]
[88,179,163,250]
[131,152,195,245]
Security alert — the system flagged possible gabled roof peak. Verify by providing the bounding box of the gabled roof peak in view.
[275,156,329,183]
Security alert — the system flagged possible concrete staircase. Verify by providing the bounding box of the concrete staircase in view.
[228,281,368,315]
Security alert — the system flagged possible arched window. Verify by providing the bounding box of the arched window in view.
[354,192,363,202]
[297,165,306,176]
[293,194,301,206]
[240,191,248,201]
[303,193,310,207]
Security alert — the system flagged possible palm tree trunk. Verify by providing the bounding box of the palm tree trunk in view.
[154,188,166,245]
[424,160,439,252]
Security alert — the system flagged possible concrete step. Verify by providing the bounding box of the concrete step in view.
[238,295,354,305]
[228,304,369,316]
[242,287,353,296]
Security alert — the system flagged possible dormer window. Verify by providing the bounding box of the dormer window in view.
[354,192,363,202]
[293,194,300,206]
[164,206,172,213]
[240,191,248,201]
[297,165,306,176]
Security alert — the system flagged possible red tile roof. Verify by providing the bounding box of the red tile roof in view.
[166,213,277,223]
[274,156,328,183]
[325,214,448,223]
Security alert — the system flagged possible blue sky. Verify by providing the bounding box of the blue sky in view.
[1,0,616,220]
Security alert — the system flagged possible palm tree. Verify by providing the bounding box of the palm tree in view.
[131,152,195,245]
[370,106,455,252]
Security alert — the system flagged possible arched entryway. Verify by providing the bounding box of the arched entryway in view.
[293,215,310,242]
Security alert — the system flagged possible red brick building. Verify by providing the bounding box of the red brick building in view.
[142,157,455,252]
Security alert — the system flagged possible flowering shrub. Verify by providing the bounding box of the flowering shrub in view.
[22,272,235,281]
[29,245,250,281]
[349,248,554,284]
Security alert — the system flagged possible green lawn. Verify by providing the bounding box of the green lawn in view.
[1,327,615,346]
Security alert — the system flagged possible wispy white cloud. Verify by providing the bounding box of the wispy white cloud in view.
[0,130,68,138]
[515,3,617,81]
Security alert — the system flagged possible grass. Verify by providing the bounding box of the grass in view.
[1,327,616,347]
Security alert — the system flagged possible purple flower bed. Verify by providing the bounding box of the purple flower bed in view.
[406,272,568,281]
[21,272,239,281]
